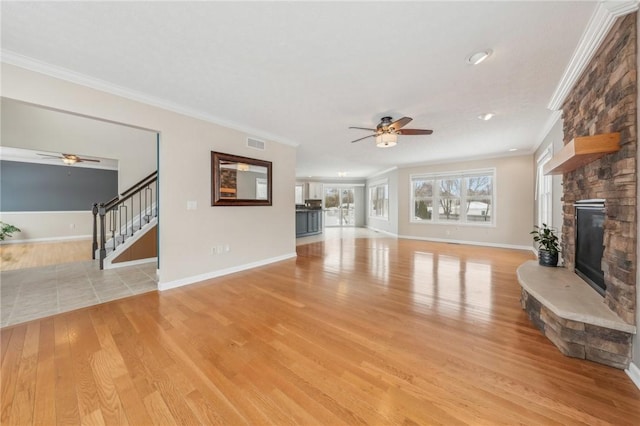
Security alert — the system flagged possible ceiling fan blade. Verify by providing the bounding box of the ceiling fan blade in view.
[397,129,433,135]
[78,158,101,163]
[389,117,412,131]
[349,126,376,132]
[37,153,63,159]
[350,134,376,143]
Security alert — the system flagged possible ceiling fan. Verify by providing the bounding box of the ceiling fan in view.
[349,116,433,147]
[37,153,100,165]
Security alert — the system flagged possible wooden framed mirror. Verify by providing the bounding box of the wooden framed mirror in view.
[211,151,272,206]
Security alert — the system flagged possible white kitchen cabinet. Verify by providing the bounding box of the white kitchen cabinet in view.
[307,182,323,199]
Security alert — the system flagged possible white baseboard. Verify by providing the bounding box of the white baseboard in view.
[158,252,297,291]
[397,234,532,251]
[365,225,398,238]
[0,234,92,244]
[626,361,640,390]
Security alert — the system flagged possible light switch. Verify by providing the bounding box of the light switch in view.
[187,201,197,210]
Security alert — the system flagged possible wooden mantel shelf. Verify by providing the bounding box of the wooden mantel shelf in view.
[543,132,620,175]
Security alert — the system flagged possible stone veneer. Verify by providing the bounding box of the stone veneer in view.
[560,14,637,325]
[522,290,633,369]
[518,261,634,369]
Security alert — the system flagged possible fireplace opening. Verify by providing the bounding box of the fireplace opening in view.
[574,199,606,296]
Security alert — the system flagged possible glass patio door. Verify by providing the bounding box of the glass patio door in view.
[324,186,355,227]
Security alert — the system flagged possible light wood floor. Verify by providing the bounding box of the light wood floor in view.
[0,240,92,271]
[2,237,639,425]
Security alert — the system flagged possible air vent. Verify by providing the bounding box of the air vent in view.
[247,138,265,150]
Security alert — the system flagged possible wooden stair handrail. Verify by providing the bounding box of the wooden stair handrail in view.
[120,171,158,198]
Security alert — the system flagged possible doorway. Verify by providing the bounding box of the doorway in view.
[324,186,356,227]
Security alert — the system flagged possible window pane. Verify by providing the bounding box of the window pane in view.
[324,187,339,208]
[438,198,461,221]
[414,200,433,220]
[467,176,492,196]
[414,180,433,197]
[466,199,491,222]
[439,179,461,197]
[370,184,389,218]
[295,185,303,204]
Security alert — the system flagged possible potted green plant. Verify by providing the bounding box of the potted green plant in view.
[0,222,21,241]
[530,223,560,267]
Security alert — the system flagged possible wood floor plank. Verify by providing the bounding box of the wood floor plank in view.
[0,324,26,424]
[8,322,40,425]
[1,327,13,360]
[0,239,92,271]
[53,316,81,425]
[1,237,639,425]
[33,318,56,425]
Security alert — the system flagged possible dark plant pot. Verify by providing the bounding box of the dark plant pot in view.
[538,249,558,267]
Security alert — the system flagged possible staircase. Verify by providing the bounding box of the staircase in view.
[92,171,158,269]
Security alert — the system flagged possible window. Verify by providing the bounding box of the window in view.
[536,148,552,227]
[294,184,304,204]
[369,181,389,219]
[410,169,495,225]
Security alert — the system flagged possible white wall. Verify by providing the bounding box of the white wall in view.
[366,169,399,235]
[397,155,534,249]
[0,211,93,242]
[1,64,297,287]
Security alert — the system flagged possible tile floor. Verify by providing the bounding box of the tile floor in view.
[1,260,157,328]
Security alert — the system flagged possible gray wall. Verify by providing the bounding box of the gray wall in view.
[1,160,118,211]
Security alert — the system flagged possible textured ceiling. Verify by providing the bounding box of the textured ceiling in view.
[1,1,598,178]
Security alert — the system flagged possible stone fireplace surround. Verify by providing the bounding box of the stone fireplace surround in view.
[520,14,637,369]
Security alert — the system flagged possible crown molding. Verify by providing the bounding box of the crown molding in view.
[532,109,563,152]
[1,50,299,147]
[367,166,398,180]
[547,1,639,111]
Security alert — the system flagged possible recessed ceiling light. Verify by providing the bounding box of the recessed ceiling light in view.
[466,49,493,65]
[478,112,495,121]
[509,148,518,152]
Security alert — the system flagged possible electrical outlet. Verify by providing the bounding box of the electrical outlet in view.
[69,223,75,229]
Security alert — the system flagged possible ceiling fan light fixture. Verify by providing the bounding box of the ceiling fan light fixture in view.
[376,132,398,148]
[62,156,78,165]
[237,163,250,171]
[466,49,493,65]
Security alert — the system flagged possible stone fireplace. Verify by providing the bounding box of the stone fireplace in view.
[519,13,637,369]
[561,13,637,326]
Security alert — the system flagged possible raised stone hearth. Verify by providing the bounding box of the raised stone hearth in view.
[518,261,635,369]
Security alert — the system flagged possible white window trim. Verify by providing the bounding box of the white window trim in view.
[368,179,389,221]
[536,147,553,227]
[409,168,496,227]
